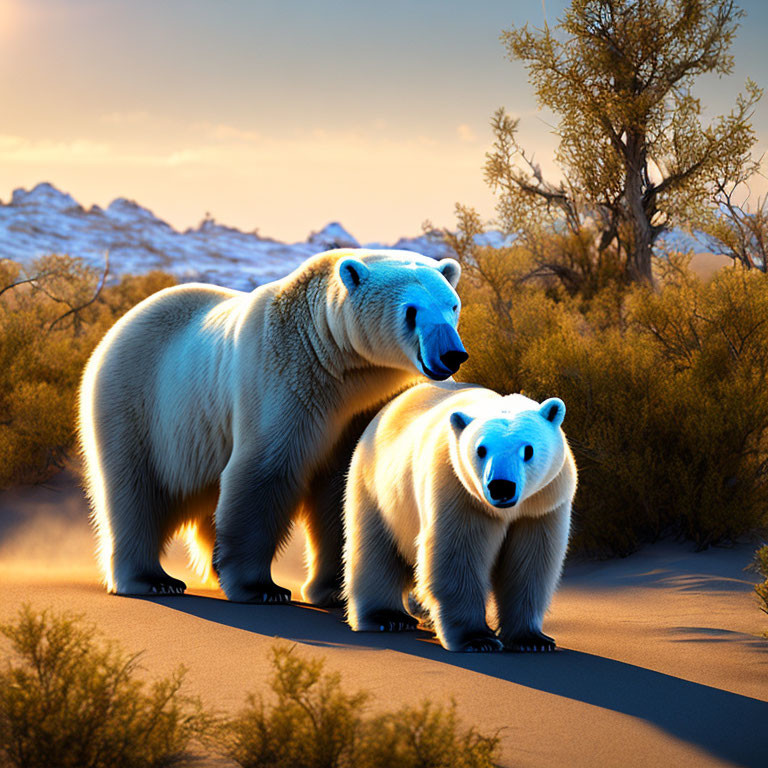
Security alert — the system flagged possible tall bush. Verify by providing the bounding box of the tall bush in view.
[456,248,768,555]
[0,257,175,487]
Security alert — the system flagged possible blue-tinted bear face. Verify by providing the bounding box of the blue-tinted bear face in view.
[398,267,466,380]
[337,251,467,380]
[450,397,567,512]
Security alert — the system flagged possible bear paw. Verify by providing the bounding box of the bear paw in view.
[118,574,187,596]
[302,581,345,608]
[363,609,419,632]
[505,630,556,653]
[460,633,504,653]
[238,582,292,604]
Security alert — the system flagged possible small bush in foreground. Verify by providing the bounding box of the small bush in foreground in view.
[225,645,501,768]
[360,700,500,768]
[0,606,206,768]
[752,545,768,630]
[0,610,500,768]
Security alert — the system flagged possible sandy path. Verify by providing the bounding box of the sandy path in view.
[1,471,766,768]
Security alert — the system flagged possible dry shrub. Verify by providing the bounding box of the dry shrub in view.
[360,700,500,768]
[0,256,175,488]
[752,545,768,629]
[0,606,207,768]
[457,247,768,555]
[226,646,368,768]
[225,645,501,768]
[0,609,500,768]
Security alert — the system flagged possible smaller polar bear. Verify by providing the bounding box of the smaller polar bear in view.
[343,382,577,652]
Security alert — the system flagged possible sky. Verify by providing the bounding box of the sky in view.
[1,0,767,242]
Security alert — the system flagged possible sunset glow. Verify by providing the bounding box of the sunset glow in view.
[3,0,765,242]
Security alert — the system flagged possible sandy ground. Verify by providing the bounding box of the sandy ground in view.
[1,470,766,768]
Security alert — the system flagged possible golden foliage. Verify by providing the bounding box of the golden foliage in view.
[0,609,502,768]
[456,247,768,555]
[0,605,207,768]
[485,0,761,285]
[0,256,175,488]
[752,545,768,628]
[224,645,501,768]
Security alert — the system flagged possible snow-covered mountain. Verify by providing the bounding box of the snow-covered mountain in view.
[0,183,457,290]
[0,182,709,291]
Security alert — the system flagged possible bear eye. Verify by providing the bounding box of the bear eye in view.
[405,305,417,331]
[523,445,534,462]
[477,445,487,458]
[452,304,458,312]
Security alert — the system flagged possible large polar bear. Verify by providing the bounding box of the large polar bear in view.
[343,382,577,652]
[78,249,466,604]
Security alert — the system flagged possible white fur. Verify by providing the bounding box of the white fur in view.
[78,249,464,602]
[343,382,577,651]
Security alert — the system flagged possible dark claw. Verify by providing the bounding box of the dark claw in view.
[506,630,556,653]
[460,634,504,653]
[365,609,418,633]
[240,582,292,604]
[141,574,186,597]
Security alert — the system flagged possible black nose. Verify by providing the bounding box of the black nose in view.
[488,479,516,502]
[440,349,469,373]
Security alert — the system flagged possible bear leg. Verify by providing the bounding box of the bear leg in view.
[302,414,374,608]
[105,473,186,596]
[344,488,414,631]
[492,501,571,650]
[213,456,296,603]
[415,511,508,652]
[300,469,346,607]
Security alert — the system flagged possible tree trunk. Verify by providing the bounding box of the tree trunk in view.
[624,134,655,285]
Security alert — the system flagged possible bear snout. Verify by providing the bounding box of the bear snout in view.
[417,324,467,380]
[440,349,469,373]
[488,479,517,505]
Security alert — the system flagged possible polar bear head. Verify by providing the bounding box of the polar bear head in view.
[449,395,567,514]
[335,249,467,380]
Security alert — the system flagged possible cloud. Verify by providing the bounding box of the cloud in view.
[457,123,477,143]
[99,110,151,126]
[0,135,112,164]
[207,123,262,143]
[0,123,490,171]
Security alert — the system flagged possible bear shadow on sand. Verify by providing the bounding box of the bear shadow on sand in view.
[149,594,767,768]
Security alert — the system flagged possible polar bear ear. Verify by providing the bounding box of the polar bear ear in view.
[338,258,370,294]
[437,258,461,289]
[539,398,566,428]
[450,411,474,435]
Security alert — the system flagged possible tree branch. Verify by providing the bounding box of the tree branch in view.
[47,253,110,333]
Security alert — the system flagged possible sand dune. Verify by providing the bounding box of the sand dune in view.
[1,471,766,767]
